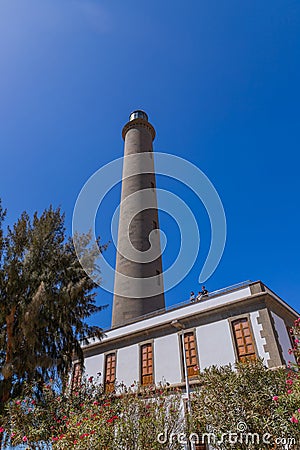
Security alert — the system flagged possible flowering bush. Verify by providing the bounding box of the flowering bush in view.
[2,321,300,449]
[191,358,300,449]
[1,377,184,449]
[271,318,300,431]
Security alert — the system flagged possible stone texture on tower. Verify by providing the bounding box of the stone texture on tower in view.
[112,111,165,327]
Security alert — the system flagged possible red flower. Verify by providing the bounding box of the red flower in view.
[272,396,279,401]
[22,436,28,442]
[80,433,89,439]
[0,428,4,433]
[290,416,299,424]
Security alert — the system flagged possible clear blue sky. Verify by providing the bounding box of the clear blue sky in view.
[0,0,299,330]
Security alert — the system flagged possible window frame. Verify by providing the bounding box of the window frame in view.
[103,351,117,393]
[71,362,82,392]
[178,329,200,381]
[229,314,258,363]
[139,340,154,386]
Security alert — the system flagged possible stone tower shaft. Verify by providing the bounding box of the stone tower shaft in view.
[112,111,165,327]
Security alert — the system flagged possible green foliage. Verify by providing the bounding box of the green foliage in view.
[191,359,300,449]
[0,202,105,406]
[1,378,184,449]
[1,358,300,449]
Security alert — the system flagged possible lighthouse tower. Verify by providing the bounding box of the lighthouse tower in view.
[112,111,165,327]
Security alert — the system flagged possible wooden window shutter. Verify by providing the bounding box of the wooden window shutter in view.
[141,343,153,385]
[71,362,82,392]
[232,318,256,362]
[184,332,199,378]
[105,353,116,393]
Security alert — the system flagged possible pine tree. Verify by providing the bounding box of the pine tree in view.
[0,200,105,406]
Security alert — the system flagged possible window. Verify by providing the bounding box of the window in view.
[232,318,256,362]
[104,353,116,393]
[183,332,199,378]
[156,269,161,285]
[141,343,153,385]
[287,325,300,365]
[71,362,82,392]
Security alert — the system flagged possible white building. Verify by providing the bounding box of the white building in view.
[81,280,297,391]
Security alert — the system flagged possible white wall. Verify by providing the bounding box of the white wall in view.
[116,344,139,386]
[155,334,182,384]
[83,294,295,387]
[196,320,236,369]
[101,287,252,343]
[271,312,295,365]
[84,313,267,386]
[84,354,104,383]
[250,312,270,364]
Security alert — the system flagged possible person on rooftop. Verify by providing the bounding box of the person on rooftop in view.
[190,291,195,302]
[200,285,208,297]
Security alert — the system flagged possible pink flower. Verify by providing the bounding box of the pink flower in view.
[22,436,28,442]
[0,427,4,433]
[286,379,293,385]
[287,389,293,394]
[290,416,298,424]
[15,400,21,405]
[272,396,279,401]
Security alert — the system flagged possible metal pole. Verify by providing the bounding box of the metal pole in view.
[181,332,195,450]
